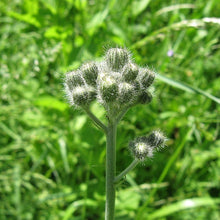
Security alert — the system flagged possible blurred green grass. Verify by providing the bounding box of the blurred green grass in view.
[0,0,220,219]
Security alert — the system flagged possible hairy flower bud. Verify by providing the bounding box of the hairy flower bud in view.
[87,86,97,101]
[72,86,95,106]
[105,48,129,71]
[65,71,84,91]
[136,90,152,105]
[129,131,166,161]
[122,63,139,82]
[118,82,134,104]
[129,137,153,161]
[98,73,118,102]
[138,68,155,88]
[146,131,166,149]
[133,80,141,92]
[81,62,98,86]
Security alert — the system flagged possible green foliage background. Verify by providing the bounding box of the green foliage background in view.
[0,0,220,219]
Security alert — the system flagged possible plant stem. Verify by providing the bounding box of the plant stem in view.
[115,106,129,124]
[84,108,107,133]
[105,121,117,220]
[114,159,139,183]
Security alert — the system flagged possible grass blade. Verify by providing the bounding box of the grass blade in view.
[132,0,151,16]
[156,4,196,16]
[148,197,220,219]
[132,18,220,48]
[156,73,220,104]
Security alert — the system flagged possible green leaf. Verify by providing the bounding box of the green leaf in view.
[62,199,97,220]
[132,18,220,48]
[24,0,39,15]
[132,0,151,16]
[44,26,73,40]
[21,110,49,127]
[8,11,41,27]
[58,138,70,173]
[148,197,220,219]
[34,96,68,111]
[116,188,141,210]
[40,0,57,14]
[72,115,87,131]
[0,123,21,141]
[86,8,108,34]
[74,0,87,10]
[156,73,220,104]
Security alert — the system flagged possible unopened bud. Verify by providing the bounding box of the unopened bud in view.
[146,131,166,149]
[122,63,139,82]
[137,90,152,105]
[105,48,129,71]
[99,73,118,102]
[81,62,98,86]
[129,137,153,161]
[139,68,155,88]
[65,71,84,91]
[118,82,134,104]
[87,86,97,101]
[133,80,141,92]
[72,86,95,106]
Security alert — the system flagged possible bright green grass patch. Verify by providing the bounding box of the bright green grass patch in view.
[0,0,219,219]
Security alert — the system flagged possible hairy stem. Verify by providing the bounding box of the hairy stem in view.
[114,159,139,183]
[84,108,107,133]
[116,106,130,124]
[105,121,117,220]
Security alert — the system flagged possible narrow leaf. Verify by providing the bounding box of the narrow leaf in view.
[34,96,68,111]
[86,8,108,33]
[156,73,220,104]
[148,197,220,219]
[132,18,220,48]
[132,0,151,16]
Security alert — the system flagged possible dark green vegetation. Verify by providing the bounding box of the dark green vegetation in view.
[0,0,220,219]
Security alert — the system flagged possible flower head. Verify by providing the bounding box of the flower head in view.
[129,131,167,161]
[129,137,153,161]
[64,48,156,116]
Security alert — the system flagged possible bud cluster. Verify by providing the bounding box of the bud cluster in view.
[64,48,155,115]
[129,131,166,161]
